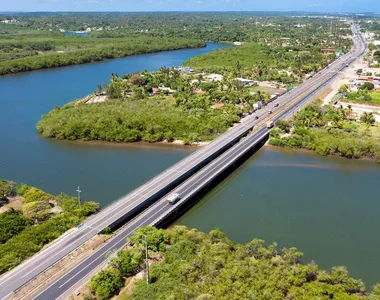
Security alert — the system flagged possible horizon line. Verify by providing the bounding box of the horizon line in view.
[0,10,379,14]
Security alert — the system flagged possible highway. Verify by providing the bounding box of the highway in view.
[0,24,366,300]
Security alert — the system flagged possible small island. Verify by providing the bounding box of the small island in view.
[37,67,284,145]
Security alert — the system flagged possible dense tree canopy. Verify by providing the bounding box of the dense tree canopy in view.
[37,68,275,144]
[87,226,380,300]
[0,209,31,244]
[0,36,204,75]
[269,101,380,161]
[0,12,352,75]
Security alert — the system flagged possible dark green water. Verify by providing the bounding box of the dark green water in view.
[176,146,380,288]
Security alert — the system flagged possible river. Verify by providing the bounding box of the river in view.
[0,43,228,206]
[1,42,380,288]
[176,146,380,288]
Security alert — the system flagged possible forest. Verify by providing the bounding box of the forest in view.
[0,26,204,75]
[86,226,380,300]
[37,68,274,144]
[1,12,354,44]
[0,12,353,74]
[0,179,99,274]
[269,101,380,161]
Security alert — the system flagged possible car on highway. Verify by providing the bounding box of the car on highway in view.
[274,103,279,107]
[268,110,272,114]
[255,116,259,120]
[167,193,181,204]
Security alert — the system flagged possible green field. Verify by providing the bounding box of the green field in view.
[346,91,380,105]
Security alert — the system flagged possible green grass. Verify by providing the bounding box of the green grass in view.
[347,92,380,105]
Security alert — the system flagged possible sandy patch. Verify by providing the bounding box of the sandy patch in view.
[0,196,23,213]
[87,95,107,104]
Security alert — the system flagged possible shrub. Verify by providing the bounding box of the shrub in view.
[23,201,52,223]
[0,209,31,243]
[23,187,50,203]
[111,249,143,277]
[16,183,30,196]
[0,179,13,197]
[276,119,292,133]
[89,268,123,300]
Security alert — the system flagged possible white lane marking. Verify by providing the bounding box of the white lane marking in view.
[21,230,96,279]
[57,204,169,290]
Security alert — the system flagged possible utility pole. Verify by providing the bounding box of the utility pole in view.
[76,186,81,205]
[142,234,149,285]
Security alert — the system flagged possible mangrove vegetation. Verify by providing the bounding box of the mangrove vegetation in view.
[269,101,380,161]
[86,226,380,300]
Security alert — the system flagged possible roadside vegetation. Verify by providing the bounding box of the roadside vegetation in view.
[338,82,380,106]
[85,226,380,300]
[269,100,380,161]
[37,68,274,144]
[0,179,99,274]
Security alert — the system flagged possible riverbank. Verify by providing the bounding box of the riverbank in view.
[268,101,380,162]
[37,67,262,145]
[0,36,205,76]
[265,144,377,163]
[0,42,228,209]
[83,226,377,299]
[68,137,210,148]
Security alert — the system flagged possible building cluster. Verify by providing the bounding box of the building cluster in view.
[0,19,23,25]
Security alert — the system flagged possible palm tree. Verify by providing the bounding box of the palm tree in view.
[360,112,375,128]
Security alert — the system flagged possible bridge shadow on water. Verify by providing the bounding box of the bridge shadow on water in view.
[107,133,268,232]
[157,135,268,228]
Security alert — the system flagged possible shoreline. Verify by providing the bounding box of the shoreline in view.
[61,138,210,150]
[264,144,377,163]
[0,42,207,77]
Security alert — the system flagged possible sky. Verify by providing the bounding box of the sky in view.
[0,0,378,13]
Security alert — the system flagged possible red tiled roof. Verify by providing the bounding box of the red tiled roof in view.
[211,103,225,109]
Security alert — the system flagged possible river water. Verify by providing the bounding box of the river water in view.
[0,43,228,206]
[176,146,380,288]
[1,42,380,287]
